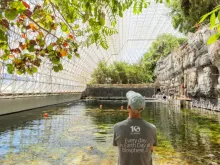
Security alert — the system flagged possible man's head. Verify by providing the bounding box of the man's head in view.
[126,91,145,113]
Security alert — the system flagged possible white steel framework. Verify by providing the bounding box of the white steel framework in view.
[0,0,183,96]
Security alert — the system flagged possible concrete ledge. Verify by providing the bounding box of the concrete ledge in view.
[87,84,154,88]
[85,97,157,100]
[0,93,82,115]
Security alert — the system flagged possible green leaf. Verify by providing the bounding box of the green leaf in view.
[200,6,220,24]
[26,66,37,75]
[89,18,95,26]
[166,0,170,4]
[82,14,90,23]
[61,23,69,32]
[16,70,23,75]
[6,64,15,74]
[94,6,98,18]
[53,65,60,72]
[51,57,60,64]
[85,2,91,12]
[46,15,53,22]
[0,43,8,50]
[24,54,34,60]
[67,54,72,59]
[1,54,9,60]
[40,50,45,56]
[133,1,143,14]
[99,13,105,26]
[10,1,26,13]
[4,49,10,54]
[210,13,216,29]
[218,11,220,22]
[58,63,63,70]
[56,37,64,44]
[119,10,123,17]
[48,50,55,56]
[26,68,32,75]
[199,13,211,23]
[0,30,7,41]
[32,8,41,19]
[102,26,118,36]
[39,40,45,47]
[111,20,116,27]
[27,45,35,52]
[5,9,19,20]
[47,45,53,51]
[133,2,137,14]
[44,0,49,5]
[75,53,80,58]
[207,33,220,44]
[32,66,38,73]
[144,2,150,8]
[73,25,79,30]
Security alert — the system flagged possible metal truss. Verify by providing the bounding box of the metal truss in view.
[0,0,183,97]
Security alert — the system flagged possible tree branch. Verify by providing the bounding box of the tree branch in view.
[49,0,76,35]
[25,15,59,40]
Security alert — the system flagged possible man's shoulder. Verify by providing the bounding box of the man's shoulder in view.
[142,120,157,130]
[113,119,156,131]
[113,119,128,129]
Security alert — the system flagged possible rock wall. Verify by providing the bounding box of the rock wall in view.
[83,84,155,99]
[155,26,220,110]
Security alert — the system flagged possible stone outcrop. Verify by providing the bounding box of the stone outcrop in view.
[155,26,220,110]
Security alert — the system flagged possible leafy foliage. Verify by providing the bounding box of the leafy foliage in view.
[168,0,219,34]
[140,34,186,80]
[90,61,151,84]
[199,5,220,44]
[0,0,151,75]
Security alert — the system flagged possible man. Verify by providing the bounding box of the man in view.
[113,91,157,165]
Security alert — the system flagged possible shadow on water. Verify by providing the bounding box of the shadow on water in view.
[0,100,219,165]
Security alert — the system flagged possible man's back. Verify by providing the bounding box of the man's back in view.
[113,118,157,165]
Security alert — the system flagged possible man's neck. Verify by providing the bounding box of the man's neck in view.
[129,113,141,118]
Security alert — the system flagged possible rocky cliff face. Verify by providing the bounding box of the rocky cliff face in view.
[155,26,220,107]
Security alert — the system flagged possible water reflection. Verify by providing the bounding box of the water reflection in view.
[0,100,219,165]
[142,102,220,165]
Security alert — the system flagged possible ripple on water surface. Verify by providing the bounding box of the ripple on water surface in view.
[0,100,219,165]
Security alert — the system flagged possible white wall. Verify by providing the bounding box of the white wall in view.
[0,93,81,115]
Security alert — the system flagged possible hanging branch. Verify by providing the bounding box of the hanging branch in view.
[26,15,59,40]
[0,0,151,75]
[49,1,76,36]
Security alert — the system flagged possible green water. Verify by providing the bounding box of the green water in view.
[0,100,219,165]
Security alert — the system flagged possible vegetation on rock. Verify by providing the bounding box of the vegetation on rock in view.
[140,34,186,81]
[168,0,219,34]
[199,5,220,44]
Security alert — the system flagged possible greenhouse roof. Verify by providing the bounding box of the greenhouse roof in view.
[0,0,183,94]
[77,0,184,79]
